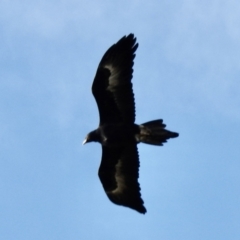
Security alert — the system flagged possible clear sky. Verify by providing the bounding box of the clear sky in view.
[1,0,240,239]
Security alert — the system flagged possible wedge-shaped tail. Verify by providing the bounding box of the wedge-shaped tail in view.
[137,120,179,146]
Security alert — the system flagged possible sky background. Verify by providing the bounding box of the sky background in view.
[1,0,240,239]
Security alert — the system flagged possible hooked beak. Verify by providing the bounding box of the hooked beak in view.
[82,138,88,145]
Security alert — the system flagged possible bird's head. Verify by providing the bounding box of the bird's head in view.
[82,130,100,145]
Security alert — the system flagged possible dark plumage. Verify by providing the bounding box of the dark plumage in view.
[83,34,179,214]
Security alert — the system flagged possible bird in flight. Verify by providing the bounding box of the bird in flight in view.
[83,34,179,214]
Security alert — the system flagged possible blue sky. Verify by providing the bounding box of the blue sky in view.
[1,0,240,239]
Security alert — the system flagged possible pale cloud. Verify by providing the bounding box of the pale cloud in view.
[159,0,240,120]
[0,0,104,39]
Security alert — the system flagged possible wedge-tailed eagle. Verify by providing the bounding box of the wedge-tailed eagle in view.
[83,34,179,214]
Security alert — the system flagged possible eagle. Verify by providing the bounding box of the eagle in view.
[83,34,179,214]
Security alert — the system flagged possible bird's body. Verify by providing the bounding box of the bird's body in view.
[86,123,138,147]
[83,34,179,214]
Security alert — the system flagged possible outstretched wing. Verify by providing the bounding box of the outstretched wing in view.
[98,144,146,214]
[92,34,138,125]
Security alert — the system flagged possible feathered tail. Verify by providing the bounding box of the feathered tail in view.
[136,120,179,146]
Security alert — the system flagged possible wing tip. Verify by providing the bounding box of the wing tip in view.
[138,206,147,214]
